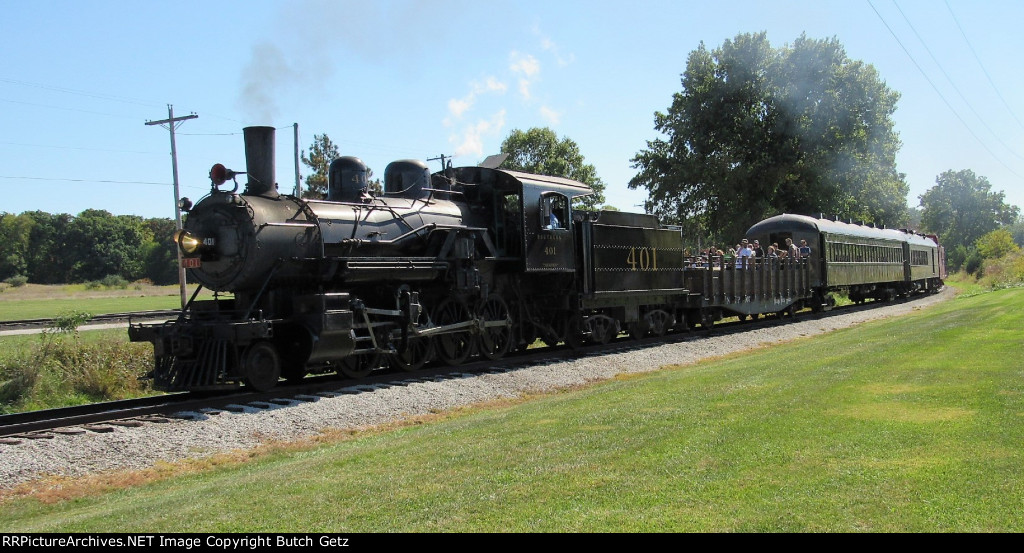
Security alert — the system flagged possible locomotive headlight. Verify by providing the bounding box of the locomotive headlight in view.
[173,230,204,255]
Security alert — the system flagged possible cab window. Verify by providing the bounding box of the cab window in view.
[540,193,569,230]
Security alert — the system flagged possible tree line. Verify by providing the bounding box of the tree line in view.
[0,210,178,286]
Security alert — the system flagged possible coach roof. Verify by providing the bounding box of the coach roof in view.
[747,213,937,246]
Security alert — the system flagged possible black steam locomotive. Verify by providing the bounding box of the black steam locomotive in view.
[129,126,943,392]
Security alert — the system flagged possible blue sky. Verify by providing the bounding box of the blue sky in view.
[2,0,1022,221]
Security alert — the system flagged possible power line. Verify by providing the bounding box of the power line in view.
[0,97,140,119]
[943,0,1024,132]
[178,131,243,136]
[0,77,163,108]
[0,140,163,155]
[0,77,243,125]
[892,1,1024,163]
[867,0,1023,180]
[0,175,210,193]
[0,175,173,187]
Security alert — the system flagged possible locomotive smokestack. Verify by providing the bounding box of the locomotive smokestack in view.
[243,126,278,197]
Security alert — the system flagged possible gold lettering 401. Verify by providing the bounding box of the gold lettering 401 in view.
[626,247,658,271]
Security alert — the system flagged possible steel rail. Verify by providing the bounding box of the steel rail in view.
[0,310,180,330]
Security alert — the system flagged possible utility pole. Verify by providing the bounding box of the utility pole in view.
[427,154,451,170]
[293,123,302,197]
[146,105,198,310]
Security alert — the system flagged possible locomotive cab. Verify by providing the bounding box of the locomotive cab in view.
[447,166,592,268]
[520,175,589,273]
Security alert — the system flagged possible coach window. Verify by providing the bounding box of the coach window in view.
[541,193,569,230]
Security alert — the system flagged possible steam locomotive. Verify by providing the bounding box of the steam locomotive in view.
[129,126,943,392]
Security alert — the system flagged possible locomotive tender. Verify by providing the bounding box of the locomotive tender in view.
[129,126,943,392]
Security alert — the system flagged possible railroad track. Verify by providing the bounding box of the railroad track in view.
[0,340,599,444]
[0,294,926,446]
[0,394,191,443]
[0,310,180,331]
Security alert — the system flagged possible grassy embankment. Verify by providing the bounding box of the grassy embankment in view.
[0,282,188,320]
[0,327,155,412]
[1,283,1021,531]
[0,283,190,412]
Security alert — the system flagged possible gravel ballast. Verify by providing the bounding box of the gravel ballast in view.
[0,289,954,491]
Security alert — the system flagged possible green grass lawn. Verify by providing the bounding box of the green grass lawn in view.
[0,296,182,320]
[944,273,992,297]
[0,283,230,321]
[2,287,1021,531]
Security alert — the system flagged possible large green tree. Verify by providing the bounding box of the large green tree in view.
[500,127,607,210]
[23,211,73,284]
[64,210,151,282]
[919,169,1019,259]
[143,217,180,285]
[300,133,340,199]
[0,212,32,280]
[630,32,907,241]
